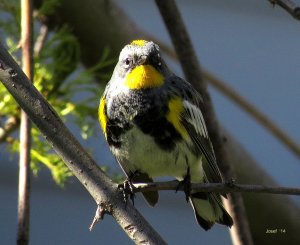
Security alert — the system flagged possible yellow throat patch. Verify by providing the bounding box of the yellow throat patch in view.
[124,65,164,89]
[98,97,107,139]
[166,97,188,139]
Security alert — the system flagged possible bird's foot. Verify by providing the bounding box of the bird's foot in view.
[225,178,236,187]
[176,167,191,202]
[118,178,135,207]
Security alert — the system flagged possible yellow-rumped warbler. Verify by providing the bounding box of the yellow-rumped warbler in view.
[98,40,233,230]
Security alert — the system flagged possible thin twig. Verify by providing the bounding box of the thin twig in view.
[34,24,48,56]
[17,1,33,245]
[154,1,253,245]
[0,23,49,145]
[133,181,300,196]
[147,35,300,160]
[269,0,300,20]
[0,115,20,143]
[89,203,113,231]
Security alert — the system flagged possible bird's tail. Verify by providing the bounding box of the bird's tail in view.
[190,192,233,230]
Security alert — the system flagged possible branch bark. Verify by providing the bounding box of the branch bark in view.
[154,1,253,245]
[0,43,166,245]
[269,0,300,20]
[133,181,300,196]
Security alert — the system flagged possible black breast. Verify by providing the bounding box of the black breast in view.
[106,89,182,150]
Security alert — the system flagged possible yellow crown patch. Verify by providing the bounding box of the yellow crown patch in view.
[131,40,147,46]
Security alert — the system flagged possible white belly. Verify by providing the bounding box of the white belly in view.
[111,126,204,182]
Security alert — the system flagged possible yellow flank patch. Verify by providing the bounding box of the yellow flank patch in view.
[98,97,107,139]
[124,65,164,89]
[166,97,188,139]
[131,40,147,46]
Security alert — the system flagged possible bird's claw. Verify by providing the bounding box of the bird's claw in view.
[118,179,135,207]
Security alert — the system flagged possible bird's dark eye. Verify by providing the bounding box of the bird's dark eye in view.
[124,58,131,68]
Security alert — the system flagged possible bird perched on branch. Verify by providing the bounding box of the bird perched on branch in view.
[98,39,233,230]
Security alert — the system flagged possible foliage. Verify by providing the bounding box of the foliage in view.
[0,0,115,186]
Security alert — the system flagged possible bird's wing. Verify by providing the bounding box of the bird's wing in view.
[169,76,223,183]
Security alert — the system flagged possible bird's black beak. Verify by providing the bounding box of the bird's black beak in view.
[137,55,148,66]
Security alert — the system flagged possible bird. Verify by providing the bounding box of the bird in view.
[98,39,233,230]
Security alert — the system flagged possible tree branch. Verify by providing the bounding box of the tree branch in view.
[133,181,300,196]
[154,1,253,245]
[269,0,300,20]
[0,43,166,245]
